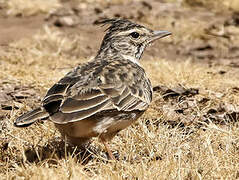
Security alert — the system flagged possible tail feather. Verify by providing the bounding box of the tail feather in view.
[14,107,49,127]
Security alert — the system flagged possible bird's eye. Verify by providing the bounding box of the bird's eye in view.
[130,32,140,39]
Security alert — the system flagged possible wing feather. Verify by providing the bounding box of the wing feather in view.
[51,99,111,123]
[73,89,103,100]
[42,60,152,124]
[61,94,109,113]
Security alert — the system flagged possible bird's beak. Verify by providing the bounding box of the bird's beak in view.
[149,30,171,42]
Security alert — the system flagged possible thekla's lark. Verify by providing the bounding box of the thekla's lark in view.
[14,19,171,159]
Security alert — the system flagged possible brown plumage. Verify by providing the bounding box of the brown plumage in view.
[14,18,171,159]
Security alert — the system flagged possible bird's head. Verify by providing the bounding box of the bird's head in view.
[96,18,171,63]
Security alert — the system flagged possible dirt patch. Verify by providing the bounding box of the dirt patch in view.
[0,16,45,45]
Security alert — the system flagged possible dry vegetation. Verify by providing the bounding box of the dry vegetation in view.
[4,0,62,16]
[1,0,239,179]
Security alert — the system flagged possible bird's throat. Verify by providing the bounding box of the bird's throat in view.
[122,54,140,65]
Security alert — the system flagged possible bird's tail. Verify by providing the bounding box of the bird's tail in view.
[14,107,49,127]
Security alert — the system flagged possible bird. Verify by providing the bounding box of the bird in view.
[14,18,171,159]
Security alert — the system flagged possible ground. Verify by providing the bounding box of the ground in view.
[1,0,239,179]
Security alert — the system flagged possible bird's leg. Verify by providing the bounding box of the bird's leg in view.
[101,138,115,160]
[102,140,115,160]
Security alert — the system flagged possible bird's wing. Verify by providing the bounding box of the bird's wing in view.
[42,60,152,124]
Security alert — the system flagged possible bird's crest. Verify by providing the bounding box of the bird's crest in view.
[95,18,143,32]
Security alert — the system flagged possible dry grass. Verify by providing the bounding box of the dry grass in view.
[4,0,62,16]
[1,1,239,179]
[167,0,239,11]
[1,26,239,179]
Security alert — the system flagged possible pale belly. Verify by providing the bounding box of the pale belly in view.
[53,110,144,146]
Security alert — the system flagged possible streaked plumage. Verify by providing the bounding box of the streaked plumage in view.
[14,18,171,159]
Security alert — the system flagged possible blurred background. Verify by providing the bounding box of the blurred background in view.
[1,0,239,65]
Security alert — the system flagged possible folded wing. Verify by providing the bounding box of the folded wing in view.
[42,60,152,124]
